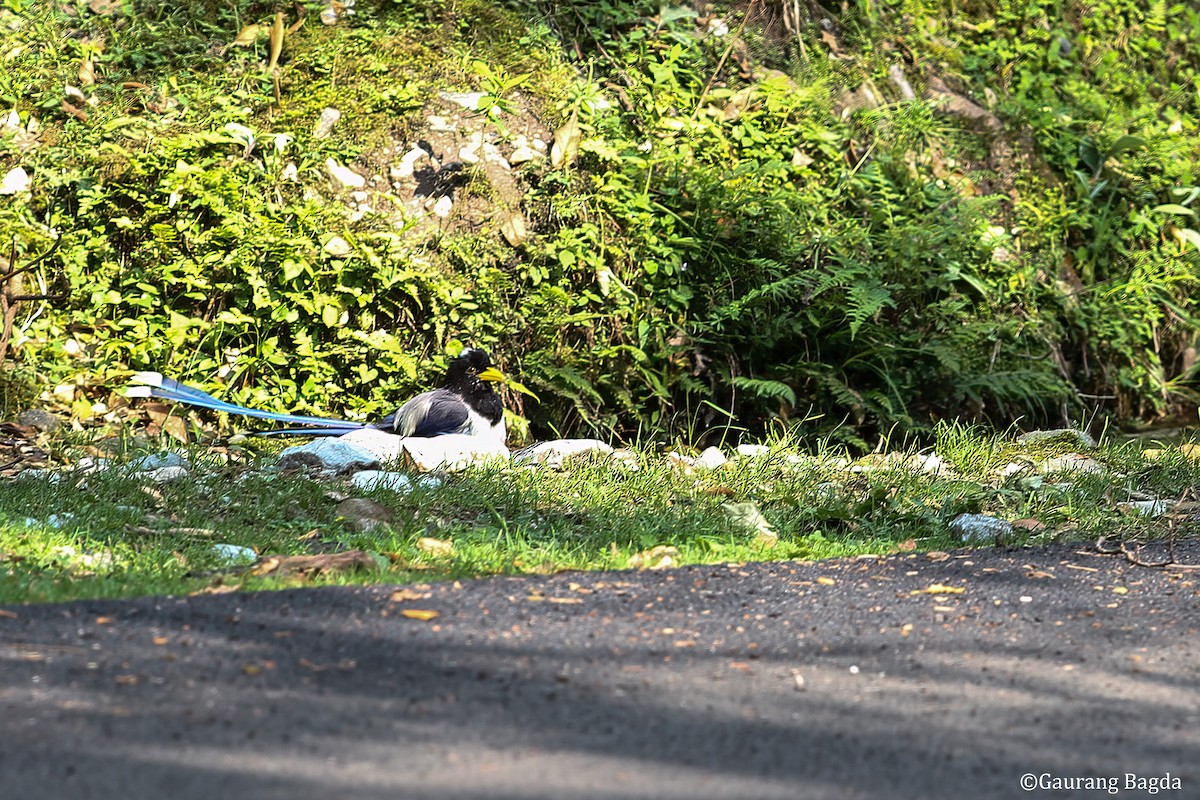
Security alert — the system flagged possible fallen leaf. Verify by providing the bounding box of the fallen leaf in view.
[722,501,778,547]
[546,596,583,605]
[628,545,678,570]
[417,537,454,557]
[267,12,285,71]
[896,539,917,552]
[900,623,913,637]
[95,616,114,625]
[912,584,965,595]
[231,23,263,47]
[401,609,440,621]
[1111,586,1129,595]
[114,674,139,685]
[925,551,951,562]
[1025,569,1055,579]
[816,576,836,586]
[152,636,169,646]
[0,609,17,619]
[79,58,96,86]
[551,109,581,169]
[389,588,431,602]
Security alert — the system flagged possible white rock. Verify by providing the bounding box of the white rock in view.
[1038,453,1106,475]
[459,144,480,164]
[393,145,431,179]
[349,190,369,204]
[350,470,413,492]
[281,162,299,182]
[694,446,728,469]
[127,452,188,471]
[913,452,948,475]
[140,465,189,483]
[1,166,30,194]
[512,439,615,468]
[339,428,404,463]
[508,145,542,165]
[480,142,510,169]
[439,91,485,110]
[431,195,453,218]
[325,158,366,189]
[427,115,455,132]
[1121,499,1172,518]
[211,543,258,566]
[736,444,771,459]
[400,434,508,472]
[322,235,352,257]
[313,107,341,139]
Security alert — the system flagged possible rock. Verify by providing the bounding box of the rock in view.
[392,145,431,179]
[610,448,640,471]
[1037,453,1106,475]
[439,91,485,111]
[325,158,366,188]
[1,166,30,194]
[431,195,453,218]
[508,145,541,164]
[1016,428,1097,449]
[339,428,404,464]
[427,115,454,132]
[349,470,444,493]
[140,465,189,483]
[949,513,1014,545]
[16,409,60,432]
[335,497,394,533]
[322,235,352,256]
[1120,499,1172,518]
[399,434,508,472]
[277,438,381,474]
[912,452,948,475]
[512,439,614,469]
[736,444,771,459]
[694,446,728,469]
[127,451,188,471]
[211,543,258,566]
[313,107,341,139]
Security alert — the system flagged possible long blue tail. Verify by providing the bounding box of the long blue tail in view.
[126,372,365,436]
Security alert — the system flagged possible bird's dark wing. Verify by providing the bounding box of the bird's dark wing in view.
[378,388,471,437]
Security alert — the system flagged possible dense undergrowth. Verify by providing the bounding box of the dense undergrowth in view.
[1,0,1199,446]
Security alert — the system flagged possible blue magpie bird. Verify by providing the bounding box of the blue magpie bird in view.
[126,348,507,446]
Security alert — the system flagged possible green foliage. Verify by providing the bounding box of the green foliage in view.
[2,0,1199,445]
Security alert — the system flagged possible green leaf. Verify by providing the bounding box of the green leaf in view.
[1154,204,1195,216]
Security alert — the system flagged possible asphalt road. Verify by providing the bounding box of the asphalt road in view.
[2,539,1198,800]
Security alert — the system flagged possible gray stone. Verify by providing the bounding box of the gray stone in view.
[950,513,1014,545]
[127,451,188,471]
[16,409,60,432]
[277,438,381,474]
[512,439,614,468]
[1016,428,1097,449]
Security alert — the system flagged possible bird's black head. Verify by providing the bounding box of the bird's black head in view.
[443,348,505,390]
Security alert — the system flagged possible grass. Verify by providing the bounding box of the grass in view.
[2,424,1196,605]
